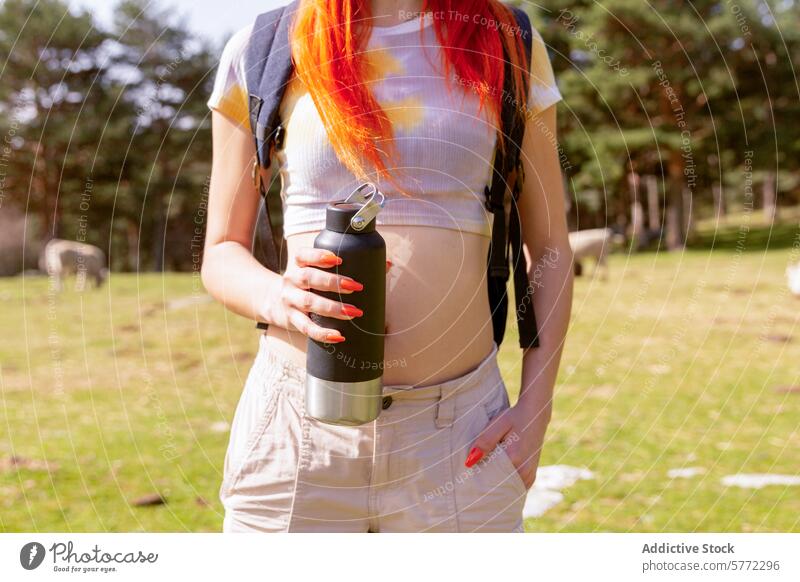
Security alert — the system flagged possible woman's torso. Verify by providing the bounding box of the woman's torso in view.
[265,14,498,384]
[265,227,495,385]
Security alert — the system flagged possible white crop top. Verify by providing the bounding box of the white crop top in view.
[207,12,562,238]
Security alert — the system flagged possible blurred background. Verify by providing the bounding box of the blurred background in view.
[0,0,798,532]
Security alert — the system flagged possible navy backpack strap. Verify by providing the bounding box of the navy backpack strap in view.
[244,1,299,330]
[246,1,299,169]
[486,6,540,349]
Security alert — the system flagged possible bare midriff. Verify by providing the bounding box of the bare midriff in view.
[264,225,495,386]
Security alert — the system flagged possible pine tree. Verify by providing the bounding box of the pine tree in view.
[112,0,214,271]
[526,0,799,246]
[0,0,113,244]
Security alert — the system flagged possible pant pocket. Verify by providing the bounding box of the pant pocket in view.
[221,358,284,492]
[220,368,303,532]
[483,425,528,499]
[449,382,527,532]
[482,386,528,498]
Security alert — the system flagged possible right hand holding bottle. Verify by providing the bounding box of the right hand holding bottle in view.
[275,248,365,343]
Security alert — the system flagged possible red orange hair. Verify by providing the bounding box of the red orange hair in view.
[290,0,529,187]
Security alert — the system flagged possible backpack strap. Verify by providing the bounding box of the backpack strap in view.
[485,6,541,349]
[245,1,299,330]
[247,1,299,174]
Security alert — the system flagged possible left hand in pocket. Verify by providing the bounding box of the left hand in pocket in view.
[465,404,547,490]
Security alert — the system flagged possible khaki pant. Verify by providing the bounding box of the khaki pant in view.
[220,335,528,532]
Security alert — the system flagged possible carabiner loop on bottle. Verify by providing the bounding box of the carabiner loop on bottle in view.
[344,183,385,231]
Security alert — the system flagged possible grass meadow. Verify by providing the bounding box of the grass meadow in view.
[1,244,798,532]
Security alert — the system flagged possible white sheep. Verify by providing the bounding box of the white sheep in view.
[569,228,624,280]
[787,262,800,297]
[39,239,108,291]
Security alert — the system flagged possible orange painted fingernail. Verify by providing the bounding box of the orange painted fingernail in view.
[340,278,364,292]
[321,254,342,267]
[341,305,363,318]
[326,333,345,343]
[465,447,484,468]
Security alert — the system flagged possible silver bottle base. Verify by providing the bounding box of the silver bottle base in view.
[305,374,383,426]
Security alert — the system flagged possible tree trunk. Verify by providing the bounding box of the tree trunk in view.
[627,171,644,249]
[630,200,646,250]
[646,175,661,231]
[36,144,55,240]
[126,221,139,272]
[683,186,694,241]
[712,182,726,221]
[151,195,165,272]
[762,171,777,223]
[665,153,686,251]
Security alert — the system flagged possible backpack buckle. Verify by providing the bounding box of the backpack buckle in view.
[489,264,510,278]
[251,156,262,190]
[513,162,525,198]
[273,125,286,150]
[484,185,504,212]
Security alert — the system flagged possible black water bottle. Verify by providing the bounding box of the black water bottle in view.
[306,183,386,426]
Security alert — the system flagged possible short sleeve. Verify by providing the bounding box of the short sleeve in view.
[207,23,253,129]
[526,28,562,115]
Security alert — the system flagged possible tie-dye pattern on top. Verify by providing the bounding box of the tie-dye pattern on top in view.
[207,12,562,238]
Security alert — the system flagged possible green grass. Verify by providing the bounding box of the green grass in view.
[688,205,800,250]
[1,248,799,532]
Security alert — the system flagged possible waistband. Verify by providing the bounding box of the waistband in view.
[254,333,502,404]
[253,336,502,429]
[381,343,500,401]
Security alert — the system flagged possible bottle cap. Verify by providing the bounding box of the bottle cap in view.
[325,183,385,234]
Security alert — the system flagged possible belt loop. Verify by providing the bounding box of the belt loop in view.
[435,384,456,429]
